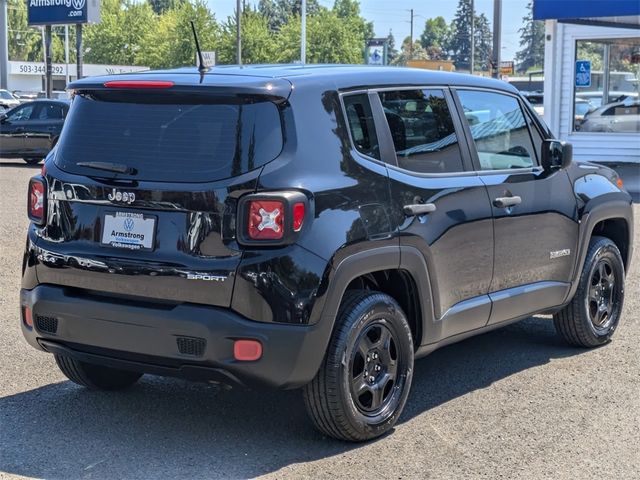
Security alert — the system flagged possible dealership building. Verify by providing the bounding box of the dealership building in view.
[535,0,639,175]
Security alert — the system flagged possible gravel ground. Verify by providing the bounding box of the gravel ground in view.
[0,158,638,480]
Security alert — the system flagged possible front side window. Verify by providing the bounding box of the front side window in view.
[378,89,464,173]
[6,104,35,122]
[342,94,380,159]
[574,38,640,133]
[457,90,535,170]
[37,104,65,120]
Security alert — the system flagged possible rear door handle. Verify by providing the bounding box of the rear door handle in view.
[493,196,522,208]
[403,203,437,216]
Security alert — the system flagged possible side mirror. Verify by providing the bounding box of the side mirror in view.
[541,139,572,172]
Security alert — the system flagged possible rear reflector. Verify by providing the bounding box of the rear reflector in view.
[234,339,263,362]
[248,200,284,240]
[293,202,305,232]
[22,306,33,329]
[616,178,624,189]
[103,80,174,89]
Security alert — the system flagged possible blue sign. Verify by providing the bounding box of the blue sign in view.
[576,60,591,88]
[28,0,100,26]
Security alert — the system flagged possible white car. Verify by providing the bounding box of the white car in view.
[0,89,20,112]
[579,99,640,133]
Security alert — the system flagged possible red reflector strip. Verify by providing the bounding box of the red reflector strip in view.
[234,340,263,361]
[292,202,305,232]
[103,80,175,89]
[22,306,33,329]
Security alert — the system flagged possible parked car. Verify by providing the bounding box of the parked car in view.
[578,99,640,133]
[574,98,596,129]
[576,91,638,108]
[0,89,21,112]
[520,90,544,116]
[12,90,39,104]
[36,90,71,100]
[0,100,70,164]
[20,66,633,441]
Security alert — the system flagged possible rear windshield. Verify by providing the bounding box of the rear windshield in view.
[55,93,283,182]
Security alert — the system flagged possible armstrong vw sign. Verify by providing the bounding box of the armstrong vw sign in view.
[28,0,100,25]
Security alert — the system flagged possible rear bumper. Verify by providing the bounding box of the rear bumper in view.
[20,285,332,389]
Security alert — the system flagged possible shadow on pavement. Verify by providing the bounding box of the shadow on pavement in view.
[0,316,584,479]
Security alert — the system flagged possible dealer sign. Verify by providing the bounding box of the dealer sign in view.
[28,0,101,25]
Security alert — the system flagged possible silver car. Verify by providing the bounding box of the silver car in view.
[579,99,640,133]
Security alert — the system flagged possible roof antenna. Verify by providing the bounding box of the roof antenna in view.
[191,21,207,75]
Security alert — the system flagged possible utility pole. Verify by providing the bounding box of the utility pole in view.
[236,0,242,65]
[44,25,52,98]
[76,24,83,79]
[492,0,502,79]
[65,25,69,86]
[301,0,306,64]
[470,0,474,74]
[0,0,8,90]
[409,9,414,59]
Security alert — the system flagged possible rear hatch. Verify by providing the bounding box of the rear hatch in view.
[36,75,290,306]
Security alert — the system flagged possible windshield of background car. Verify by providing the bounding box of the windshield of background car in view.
[0,91,14,100]
[54,93,283,182]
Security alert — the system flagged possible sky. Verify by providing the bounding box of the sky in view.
[206,0,531,60]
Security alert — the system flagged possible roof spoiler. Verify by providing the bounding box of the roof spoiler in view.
[68,73,292,104]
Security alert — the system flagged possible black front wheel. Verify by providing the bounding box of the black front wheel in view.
[554,236,625,347]
[303,290,414,441]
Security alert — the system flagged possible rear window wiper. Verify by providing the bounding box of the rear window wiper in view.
[76,161,137,175]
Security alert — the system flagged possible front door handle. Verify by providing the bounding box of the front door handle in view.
[493,196,522,208]
[403,203,437,216]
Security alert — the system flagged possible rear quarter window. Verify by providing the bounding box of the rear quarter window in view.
[55,94,283,182]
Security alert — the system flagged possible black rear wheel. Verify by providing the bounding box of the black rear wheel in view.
[55,354,142,390]
[303,290,414,441]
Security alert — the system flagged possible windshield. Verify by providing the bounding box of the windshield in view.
[55,93,283,183]
[0,91,14,100]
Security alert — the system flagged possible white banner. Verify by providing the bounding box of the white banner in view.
[9,61,149,77]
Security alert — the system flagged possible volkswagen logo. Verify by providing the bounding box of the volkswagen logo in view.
[123,218,135,232]
[72,0,85,9]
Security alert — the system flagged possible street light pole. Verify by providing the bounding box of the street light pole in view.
[409,8,414,59]
[301,0,306,64]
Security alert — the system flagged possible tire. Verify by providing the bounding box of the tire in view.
[554,236,625,347]
[303,290,414,441]
[23,158,42,165]
[55,354,142,390]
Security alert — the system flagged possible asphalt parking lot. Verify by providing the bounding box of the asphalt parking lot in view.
[0,158,638,480]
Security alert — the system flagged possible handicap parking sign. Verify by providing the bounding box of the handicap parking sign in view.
[576,60,591,87]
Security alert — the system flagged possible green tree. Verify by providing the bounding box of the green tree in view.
[515,1,544,73]
[137,0,218,69]
[275,9,364,64]
[386,30,398,65]
[7,0,67,62]
[420,16,450,52]
[147,0,184,15]
[473,13,492,71]
[391,36,428,65]
[258,0,323,32]
[449,0,492,72]
[83,0,157,66]
[217,8,276,64]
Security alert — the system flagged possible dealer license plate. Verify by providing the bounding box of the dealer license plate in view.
[101,212,156,251]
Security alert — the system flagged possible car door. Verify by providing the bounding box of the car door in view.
[366,87,494,342]
[23,102,66,156]
[0,103,36,155]
[453,88,579,325]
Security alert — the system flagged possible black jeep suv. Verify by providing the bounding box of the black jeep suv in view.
[21,65,633,441]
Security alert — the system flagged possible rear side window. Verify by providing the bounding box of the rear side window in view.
[378,89,464,174]
[343,94,380,159]
[36,103,65,120]
[457,90,535,170]
[55,94,283,182]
